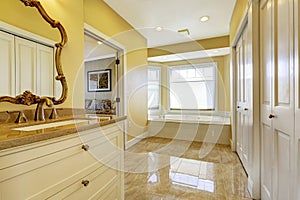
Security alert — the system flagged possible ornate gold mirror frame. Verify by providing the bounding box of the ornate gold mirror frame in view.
[0,0,68,106]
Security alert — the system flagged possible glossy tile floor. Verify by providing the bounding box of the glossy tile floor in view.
[124,137,252,200]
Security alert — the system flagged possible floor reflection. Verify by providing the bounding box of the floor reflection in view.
[169,157,215,193]
[124,137,252,199]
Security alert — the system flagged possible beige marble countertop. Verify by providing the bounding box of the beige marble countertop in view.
[0,114,127,151]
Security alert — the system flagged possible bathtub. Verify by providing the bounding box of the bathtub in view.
[148,113,231,145]
[148,114,230,125]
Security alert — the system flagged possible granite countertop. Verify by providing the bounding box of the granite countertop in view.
[0,114,127,151]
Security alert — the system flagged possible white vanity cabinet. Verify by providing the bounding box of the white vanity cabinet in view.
[0,29,54,97]
[0,122,124,200]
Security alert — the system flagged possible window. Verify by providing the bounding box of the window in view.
[169,63,217,110]
[148,67,161,110]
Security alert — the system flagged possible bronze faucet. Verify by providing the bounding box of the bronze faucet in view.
[34,97,54,121]
[7,110,28,123]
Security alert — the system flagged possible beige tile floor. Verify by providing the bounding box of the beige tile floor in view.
[124,137,253,200]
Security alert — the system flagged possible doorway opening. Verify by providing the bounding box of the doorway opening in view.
[83,28,124,117]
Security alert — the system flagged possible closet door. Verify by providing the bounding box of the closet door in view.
[294,0,300,199]
[242,22,253,173]
[260,0,295,199]
[36,44,54,96]
[272,0,294,199]
[15,37,37,94]
[236,23,252,174]
[0,31,15,96]
[260,0,274,199]
[236,36,244,162]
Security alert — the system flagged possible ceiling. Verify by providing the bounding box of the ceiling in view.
[84,34,117,62]
[103,0,236,48]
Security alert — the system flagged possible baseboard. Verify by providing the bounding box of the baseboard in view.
[125,131,149,149]
[247,176,254,198]
[230,139,234,151]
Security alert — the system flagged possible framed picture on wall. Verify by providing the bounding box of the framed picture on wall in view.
[87,69,111,92]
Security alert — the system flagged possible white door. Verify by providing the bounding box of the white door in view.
[236,23,252,173]
[260,0,295,199]
[260,0,273,199]
[272,0,294,199]
[294,0,300,199]
[15,37,37,95]
[236,35,244,161]
[0,30,15,96]
[36,44,54,96]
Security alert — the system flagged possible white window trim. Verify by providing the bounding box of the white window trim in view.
[148,66,162,112]
[167,62,218,112]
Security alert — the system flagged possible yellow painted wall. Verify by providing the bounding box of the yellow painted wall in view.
[230,0,248,44]
[223,55,231,111]
[151,55,231,112]
[148,36,229,57]
[84,0,148,140]
[0,0,84,112]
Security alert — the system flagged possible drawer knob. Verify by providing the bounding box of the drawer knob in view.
[81,180,90,187]
[81,144,90,151]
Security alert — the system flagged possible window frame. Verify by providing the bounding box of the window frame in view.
[148,66,162,111]
[167,62,218,112]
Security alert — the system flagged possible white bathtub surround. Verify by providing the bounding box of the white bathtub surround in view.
[148,110,230,124]
[147,111,231,145]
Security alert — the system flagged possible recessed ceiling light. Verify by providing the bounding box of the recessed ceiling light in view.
[200,16,210,22]
[97,41,103,45]
[155,26,163,31]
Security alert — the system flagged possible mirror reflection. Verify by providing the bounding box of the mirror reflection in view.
[84,33,122,116]
[0,0,67,110]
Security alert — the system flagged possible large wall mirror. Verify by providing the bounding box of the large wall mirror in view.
[0,0,67,106]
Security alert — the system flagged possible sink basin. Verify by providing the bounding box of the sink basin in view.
[11,119,91,132]
[85,114,112,121]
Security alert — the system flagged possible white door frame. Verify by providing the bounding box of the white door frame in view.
[83,23,127,146]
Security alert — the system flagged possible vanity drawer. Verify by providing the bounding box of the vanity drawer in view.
[48,156,122,200]
[0,124,124,200]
